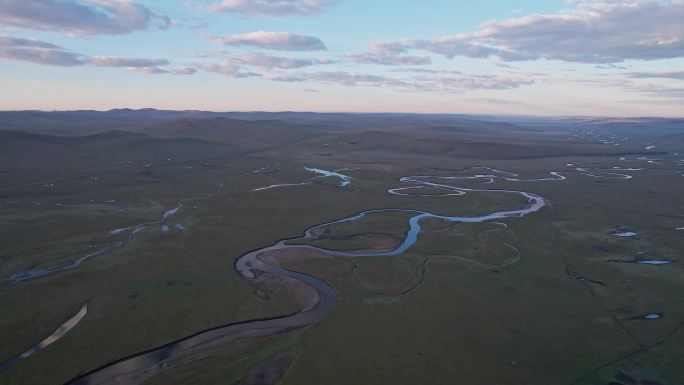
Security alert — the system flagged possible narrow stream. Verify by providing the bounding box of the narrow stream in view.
[0,303,88,371]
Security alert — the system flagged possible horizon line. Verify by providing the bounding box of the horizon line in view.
[1,108,683,120]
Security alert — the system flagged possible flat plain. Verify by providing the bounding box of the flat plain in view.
[1,111,683,385]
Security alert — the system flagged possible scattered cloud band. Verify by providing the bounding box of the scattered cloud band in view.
[0,0,170,36]
[213,31,327,51]
[208,0,338,16]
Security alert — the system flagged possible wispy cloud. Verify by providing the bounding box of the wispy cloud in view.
[0,0,170,36]
[626,70,684,80]
[0,36,84,66]
[426,74,536,91]
[370,38,501,60]
[346,52,431,66]
[0,36,194,75]
[196,61,261,78]
[208,0,339,16]
[129,66,196,75]
[169,67,198,75]
[370,0,684,64]
[213,31,326,51]
[87,56,170,68]
[595,64,630,70]
[346,41,435,66]
[192,50,334,76]
[266,71,397,87]
[389,68,462,74]
[620,81,684,98]
[468,97,523,105]
[87,56,175,75]
[234,52,333,69]
[265,70,536,93]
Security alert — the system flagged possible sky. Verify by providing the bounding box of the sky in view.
[1,0,683,116]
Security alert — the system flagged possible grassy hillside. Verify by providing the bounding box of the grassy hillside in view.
[0,130,238,188]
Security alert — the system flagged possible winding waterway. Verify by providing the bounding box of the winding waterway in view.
[1,168,347,288]
[64,173,551,385]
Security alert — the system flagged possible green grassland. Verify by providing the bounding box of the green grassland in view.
[1,119,683,385]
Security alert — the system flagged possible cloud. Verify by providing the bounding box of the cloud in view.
[131,66,198,75]
[266,71,399,87]
[87,56,175,75]
[390,68,462,74]
[170,67,198,75]
[0,36,194,75]
[0,35,84,66]
[347,52,431,66]
[626,70,684,80]
[370,38,503,60]
[208,0,338,16]
[426,74,536,91]
[130,66,169,75]
[0,0,170,36]
[196,61,261,77]
[346,41,434,66]
[87,56,170,68]
[372,1,684,63]
[213,31,326,51]
[266,70,536,92]
[233,52,333,69]
[622,81,684,98]
[595,64,630,70]
[603,76,684,99]
[193,52,333,76]
[469,97,523,105]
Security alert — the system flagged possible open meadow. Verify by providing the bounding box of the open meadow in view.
[1,112,683,385]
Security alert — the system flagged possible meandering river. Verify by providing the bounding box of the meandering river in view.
[64,173,551,385]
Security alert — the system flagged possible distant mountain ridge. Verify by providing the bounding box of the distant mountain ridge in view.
[1,109,682,151]
[1,110,674,188]
[0,109,535,136]
[132,117,320,148]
